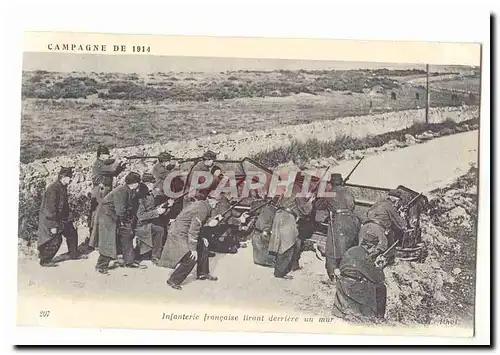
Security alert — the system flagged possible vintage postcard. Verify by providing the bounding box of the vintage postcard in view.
[16,31,485,340]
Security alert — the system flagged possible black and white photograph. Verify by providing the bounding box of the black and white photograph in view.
[14,31,485,340]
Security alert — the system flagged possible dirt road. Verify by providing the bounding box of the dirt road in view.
[331,130,478,193]
[17,131,479,334]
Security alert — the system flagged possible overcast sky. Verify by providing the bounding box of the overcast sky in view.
[20,52,463,74]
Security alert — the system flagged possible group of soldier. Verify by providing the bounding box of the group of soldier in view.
[35,144,416,323]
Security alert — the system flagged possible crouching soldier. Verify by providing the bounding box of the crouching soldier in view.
[135,173,171,265]
[93,172,147,274]
[251,198,278,268]
[158,194,219,290]
[37,167,86,267]
[332,238,387,322]
[358,189,408,264]
[321,173,361,281]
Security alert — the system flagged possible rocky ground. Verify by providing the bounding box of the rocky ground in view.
[383,167,478,326]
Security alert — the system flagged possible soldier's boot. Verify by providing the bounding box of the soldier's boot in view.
[167,280,182,290]
[40,261,58,267]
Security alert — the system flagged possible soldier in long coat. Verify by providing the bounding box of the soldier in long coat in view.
[269,195,315,279]
[158,196,219,290]
[332,239,387,322]
[92,172,146,274]
[358,189,408,263]
[320,173,361,280]
[251,198,278,267]
[37,167,86,267]
[85,145,126,245]
[134,174,170,265]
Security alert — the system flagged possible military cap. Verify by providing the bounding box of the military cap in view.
[388,189,403,199]
[331,173,343,185]
[203,150,217,160]
[58,166,74,178]
[125,172,141,185]
[142,172,156,183]
[97,145,110,157]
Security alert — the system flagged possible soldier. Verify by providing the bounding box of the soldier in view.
[152,152,179,200]
[321,173,361,281]
[251,197,278,268]
[135,173,172,265]
[93,172,147,274]
[358,189,409,264]
[37,167,86,267]
[86,145,127,245]
[158,194,219,290]
[202,192,247,254]
[395,188,425,248]
[183,150,217,208]
[269,193,315,279]
[332,238,387,322]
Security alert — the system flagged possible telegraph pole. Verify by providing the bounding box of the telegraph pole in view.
[425,64,430,123]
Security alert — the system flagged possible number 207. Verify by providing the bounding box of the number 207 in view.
[39,310,50,317]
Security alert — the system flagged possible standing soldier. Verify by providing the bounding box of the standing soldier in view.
[152,151,179,200]
[183,150,217,208]
[37,167,86,267]
[86,145,127,245]
[358,189,409,265]
[332,238,387,322]
[269,193,315,279]
[134,173,172,265]
[93,172,147,274]
[321,173,361,281]
[158,194,219,290]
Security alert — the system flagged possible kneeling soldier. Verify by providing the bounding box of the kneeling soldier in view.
[358,189,408,264]
[332,239,387,322]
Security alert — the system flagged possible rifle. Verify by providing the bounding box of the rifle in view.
[247,199,273,216]
[375,240,400,268]
[220,198,247,218]
[125,155,201,163]
[398,192,423,213]
[380,240,399,258]
[326,210,335,261]
[206,197,247,227]
[343,156,364,185]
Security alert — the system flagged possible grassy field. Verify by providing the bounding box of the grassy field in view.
[20,68,480,163]
[430,77,481,94]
